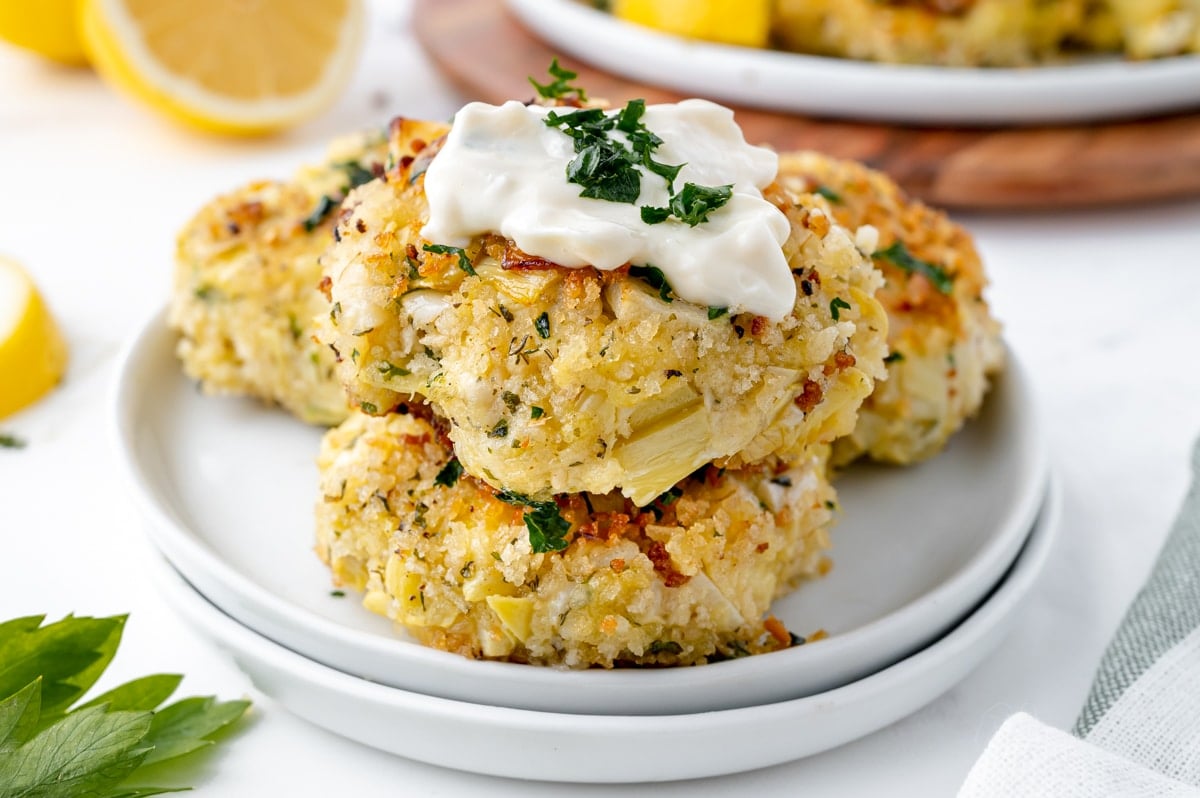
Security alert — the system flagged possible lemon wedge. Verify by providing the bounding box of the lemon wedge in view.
[79,0,365,135]
[0,0,89,66]
[612,0,770,48]
[0,258,68,419]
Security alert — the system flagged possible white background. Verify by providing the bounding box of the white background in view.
[2,2,1199,795]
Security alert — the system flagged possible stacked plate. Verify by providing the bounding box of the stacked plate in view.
[113,310,1057,783]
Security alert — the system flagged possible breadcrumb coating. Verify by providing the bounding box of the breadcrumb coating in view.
[776,151,1004,466]
[316,410,835,667]
[319,121,887,505]
[170,129,387,425]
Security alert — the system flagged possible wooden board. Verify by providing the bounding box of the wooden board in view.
[412,0,1200,210]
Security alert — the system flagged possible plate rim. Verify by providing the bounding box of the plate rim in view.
[112,306,1048,714]
[504,0,1200,125]
[146,478,1061,782]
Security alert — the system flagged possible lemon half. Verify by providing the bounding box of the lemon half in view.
[0,258,68,419]
[80,0,366,135]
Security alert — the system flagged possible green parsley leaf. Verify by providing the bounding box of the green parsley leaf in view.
[528,58,587,101]
[422,243,477,276]
[0,614,249,797]
[883,351,905,364]
[530,406,544,419]
[872,241,954,295]
[303,195,336,232]
[0,433,25,449]
[629,264,674,303]
[338,160,376,191]
[640,182,733,227]
[523,502,571,553]
[360,401,378,414]
[435,458,464,488]
[814,185,842,204]
[707,306,729,320]
[495,491,571,553]
[567,141,641,203]
[830,297,852,321]
[488,419,509,438]
[534,312,551,339]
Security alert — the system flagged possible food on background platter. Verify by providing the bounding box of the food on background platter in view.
[0,257,68,420]
[775,153,1003,466]
[317,410,834,666]
[170,129,387,426]
[168,63,1004,667]
[607,0,1200,64]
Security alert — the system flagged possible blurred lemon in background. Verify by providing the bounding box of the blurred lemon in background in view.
[0,257,68,419]
[612,0,770,47]
[80,0,366,135]
[0,0,88,65]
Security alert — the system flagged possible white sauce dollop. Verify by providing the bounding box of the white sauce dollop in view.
[420,99,796,320]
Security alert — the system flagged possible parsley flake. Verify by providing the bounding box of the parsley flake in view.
[872,241,954,295]
[435,458,464,488]
[528,58,587,101]
[629,264,674,303]
[814,185,843,204]
[642,182,733,227]
[530,406,545,419]
[0,433,25,449]
[303,195,336,232]
[707,306,729,320]
[495,490,571,553]
[423,243,477,276]
[830,297,851,321]
[534,312,551,339]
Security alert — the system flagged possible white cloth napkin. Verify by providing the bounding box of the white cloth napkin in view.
[960,439,1200,797]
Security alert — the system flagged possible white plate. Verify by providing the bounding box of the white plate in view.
[506,0,1200,126]
[113,309,1047,715]
[149,482,1060,783]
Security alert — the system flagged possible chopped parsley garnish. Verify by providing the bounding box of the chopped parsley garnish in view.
[648,640,683,655]
[339,160,376,191]
[641,182,733,227]
[330,590,346,598]
[872,241,954,295]
[303,194,336,232]
[488,419,509,438]
[360,401,378,414]
[629,264,674,303]
[657,486,683,506]
[830,297,851,321]
[423,243,476,276]
[707,306,729,320]
[435,458,464,488]
[814,185,842,204]
[496,490,571,553]
[502,390,521,411]
[534,312,551,339]
[530,406,545,419]
[883,351,905,364]
[0,433,25,449]
[541,91,732,229]
[528,58,587,101]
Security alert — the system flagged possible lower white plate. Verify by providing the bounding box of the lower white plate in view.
[113,310,1047,715]
[151,481,1059,783]
[506,0,1200,126]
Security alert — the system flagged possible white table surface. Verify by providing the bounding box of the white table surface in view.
[2,4,1200,795]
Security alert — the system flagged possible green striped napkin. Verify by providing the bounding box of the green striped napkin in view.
[960,439,1200,796]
